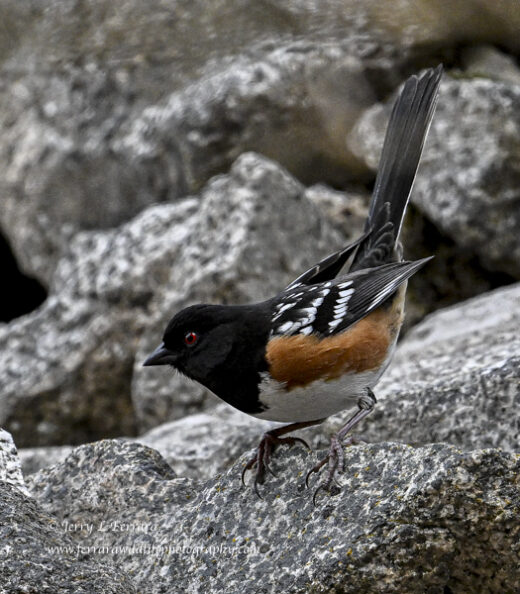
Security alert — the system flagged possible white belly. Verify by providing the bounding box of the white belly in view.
[254,367,382,423]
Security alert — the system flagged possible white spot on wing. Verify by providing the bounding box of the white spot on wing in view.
[276,321,295,334]
[328,317,342,332]
[278,302,294,315]
[298,307,317,327]
[311,296,324,308]
[339,288,354,299]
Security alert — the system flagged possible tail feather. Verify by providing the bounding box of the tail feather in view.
[351,65,442,271]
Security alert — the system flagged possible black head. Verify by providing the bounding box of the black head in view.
[143,303,270,396]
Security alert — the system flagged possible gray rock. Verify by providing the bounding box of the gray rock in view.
[136,405,275,480]
[132,153,343,431]
[0,153,342,445]
[0,485,137,594]
[136,403,333,481]
[17,406,266,478]
[0,429,137,593]
[304,183,369,237]
[397,205,516,331]
[122,49,377,198]
[0,0,400,284]
[4,0,520,284]
[349,74,520,278]
[0,428,29,496]
[0,295,140,447]
[460,45,520,85]
[26,438,520,594]
[17,405,286,480]
[326,282,520,451]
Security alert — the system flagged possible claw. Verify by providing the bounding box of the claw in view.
[262,445,277,478]
[306,436,348,505]
[253,480,263,499]
[305,457,327,488]
[312,483,327,506]
[241,432,312,495]
[288,436,311,451]
[241,458,256,487]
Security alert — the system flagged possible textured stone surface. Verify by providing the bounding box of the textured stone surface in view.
[17,405,261,478]
[326,282,520,451]
[0,428,29,496]
[122,49,377,197]
[0,296,140,447]
[136,405,276,480]
[0,153,341,446]
[0,484,138,594]
[17,405,284,479]
[0,429,137,593]
[132,153,343,431]
[349,74,520,278]
[26,439,520,594]
[304,183,515,330]
[0,0,399,284]
[8,0,520,284]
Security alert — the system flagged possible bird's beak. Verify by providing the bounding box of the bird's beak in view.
[142,343,177,367]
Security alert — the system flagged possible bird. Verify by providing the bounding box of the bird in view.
[143,65,443,501]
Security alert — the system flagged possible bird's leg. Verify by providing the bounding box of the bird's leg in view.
[306,388,376,504]
[242,419,324,497]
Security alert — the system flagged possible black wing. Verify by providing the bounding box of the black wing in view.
[284,231,369,291]
[271,258,432,338]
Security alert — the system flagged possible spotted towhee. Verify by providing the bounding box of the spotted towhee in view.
[144,65,443,500]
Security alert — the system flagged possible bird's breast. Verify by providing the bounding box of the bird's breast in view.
[253,366,385,422]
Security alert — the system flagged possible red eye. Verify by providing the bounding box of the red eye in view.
[184,331,198,346]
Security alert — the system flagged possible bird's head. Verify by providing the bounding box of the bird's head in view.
[143,303,244,385]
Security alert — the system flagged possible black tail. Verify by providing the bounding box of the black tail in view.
[351,65,442,271]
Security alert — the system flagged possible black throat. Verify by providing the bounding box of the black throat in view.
[183,302,272,416]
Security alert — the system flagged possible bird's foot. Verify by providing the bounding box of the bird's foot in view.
[242,431,310,498]
[306,435,360,505]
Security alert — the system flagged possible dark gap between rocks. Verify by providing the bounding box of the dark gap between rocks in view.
[0,230,47,322]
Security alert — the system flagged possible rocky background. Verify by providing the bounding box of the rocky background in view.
[0,2,519,593]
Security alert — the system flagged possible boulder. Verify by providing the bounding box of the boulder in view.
[19,444,75,477]
[0,0,399,284]
[0,429,135,593]
[26,438,520,593]
[0,427,29,496]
